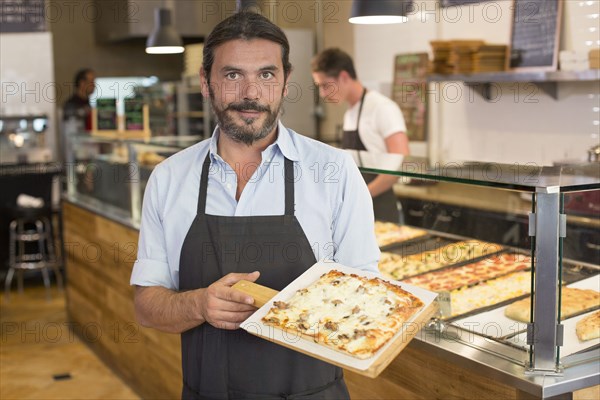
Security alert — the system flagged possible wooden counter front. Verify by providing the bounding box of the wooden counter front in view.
[63,201,597,400]
[63,202,181,399]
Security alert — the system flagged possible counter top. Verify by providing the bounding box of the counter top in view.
[62,193,139,230]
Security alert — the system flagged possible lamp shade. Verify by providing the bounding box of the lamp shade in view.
[145,8,184,54]
[349,0,412,24]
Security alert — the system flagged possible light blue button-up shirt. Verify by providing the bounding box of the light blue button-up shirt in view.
[131,122,380,290]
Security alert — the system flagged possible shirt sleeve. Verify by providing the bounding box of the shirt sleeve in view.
[130,168,176,290]
[376,99,407,139]
[331,153,380,274]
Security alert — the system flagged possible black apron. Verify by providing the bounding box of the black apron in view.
[342,89,399,223]
[178,151,350,400]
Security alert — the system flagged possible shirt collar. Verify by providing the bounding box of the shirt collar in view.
[208,120,300,163]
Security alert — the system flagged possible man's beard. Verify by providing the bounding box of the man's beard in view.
[209,87,283,146]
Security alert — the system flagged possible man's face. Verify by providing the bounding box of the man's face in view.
[312,72,345,104]
[203,38,287,146]
[83,72,96,97]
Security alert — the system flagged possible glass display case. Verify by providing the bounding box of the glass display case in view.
[64,135,204,227]
[355,151,599,397]
[64,135,599,397]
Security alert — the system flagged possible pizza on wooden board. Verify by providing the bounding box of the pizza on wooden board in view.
[504,287,600,323]
[261,270,424,359]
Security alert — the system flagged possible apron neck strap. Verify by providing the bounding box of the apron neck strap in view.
[198,151,295,216]
[284,157,294,216]
[198,152,212,215]
[356,88,367,128]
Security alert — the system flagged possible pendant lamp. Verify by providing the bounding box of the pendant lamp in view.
[145,8,185,54]
[349,0,412,25]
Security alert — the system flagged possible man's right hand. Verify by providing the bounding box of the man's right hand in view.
[199,271,261,330]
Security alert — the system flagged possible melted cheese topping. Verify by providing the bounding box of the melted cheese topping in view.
[263,271,423,358]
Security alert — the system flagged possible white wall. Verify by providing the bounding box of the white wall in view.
[1,32,57,160]
[353,0,600,166]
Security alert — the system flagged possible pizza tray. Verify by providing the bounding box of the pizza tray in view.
[377,225,431,252]
[451,306,528,342]
[382,236,457,259]
[383,240,508,282]
[237,261,439,379]
[450,273,600,344]
[509,310,600,358]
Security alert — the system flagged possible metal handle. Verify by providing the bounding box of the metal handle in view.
[585,242,600,250]
[408,210,424,217]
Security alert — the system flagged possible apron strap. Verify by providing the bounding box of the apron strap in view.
[198,151,295,217]
[356,87,367,130]
[198,152,211,215]
[284,157,294,216]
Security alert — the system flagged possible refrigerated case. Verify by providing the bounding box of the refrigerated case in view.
[64,136,599,398]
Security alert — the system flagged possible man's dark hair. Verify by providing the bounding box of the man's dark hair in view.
[74,68,93,88]
[202,12,292,83]
[311,48,357,80]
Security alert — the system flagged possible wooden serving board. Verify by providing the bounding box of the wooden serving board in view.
[233,279,439,379]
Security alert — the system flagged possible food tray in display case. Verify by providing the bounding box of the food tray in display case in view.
[379,238,505,282]
[450,272,599,344]
[374,221,429,250]
[510,307,600,358]
[239,261,438,378]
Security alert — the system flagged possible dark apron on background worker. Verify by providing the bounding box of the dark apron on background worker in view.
[342,89,399,223]
[179,151,350,400]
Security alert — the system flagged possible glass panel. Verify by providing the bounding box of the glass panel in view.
[352,151,600,192]
[559,188,600,365]
[361,166,535,366]
[65,135,201,226]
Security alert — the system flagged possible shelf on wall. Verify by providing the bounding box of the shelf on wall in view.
[427,69,600,100]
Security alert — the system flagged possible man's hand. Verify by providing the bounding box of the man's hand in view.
[199,271,261,330]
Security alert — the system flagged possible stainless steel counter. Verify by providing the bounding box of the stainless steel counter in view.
[415,324,599,398]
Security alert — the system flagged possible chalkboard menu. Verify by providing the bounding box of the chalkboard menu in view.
[391,53,429,142]
[96,98,117,131]
[508,0,562,70]
[124,99,144,131]
[0,0,46,33]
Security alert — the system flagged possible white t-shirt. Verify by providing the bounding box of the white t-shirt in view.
[342,90,407,153]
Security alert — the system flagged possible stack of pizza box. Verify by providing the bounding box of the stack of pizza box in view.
[429,41,453,74]
[472,45,508,73]
[430,40,508,74]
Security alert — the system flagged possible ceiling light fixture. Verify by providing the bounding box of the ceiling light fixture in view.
[349,0,412,25]
[145,8,184,54]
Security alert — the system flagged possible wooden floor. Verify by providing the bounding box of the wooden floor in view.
[0,284,139,400]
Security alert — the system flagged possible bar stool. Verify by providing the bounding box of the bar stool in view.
[5,206,64,300]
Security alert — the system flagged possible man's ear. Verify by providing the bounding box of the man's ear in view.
[283,71,292,98]
[200,68,210,99]
[338,70,351,83]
